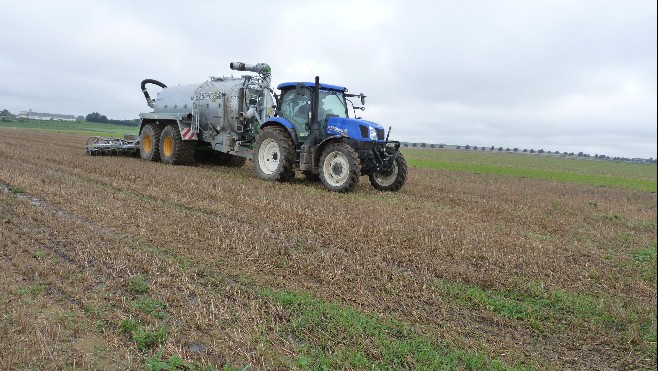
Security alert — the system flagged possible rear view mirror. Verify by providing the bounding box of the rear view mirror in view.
[360,94,366,105]
[296,83,305,96]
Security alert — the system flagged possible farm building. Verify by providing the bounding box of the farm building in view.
[17,109,75,121]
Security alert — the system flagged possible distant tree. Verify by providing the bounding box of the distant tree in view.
[529,149,535,154]
[402,143,408,147]
[0,109,15,118]
[76,115,84,122]
[568,152,574,156]
[546,150,551,154]
[456,145,461,149]
[85,112,109,123]
[473,146,478,150]
[420,142,427,148]
[481,147,486,151]
[498,147,503,151]
[577,152,584,157]
[538,149,544,154]
[563,152,568,156]
[513,148,518,153]
[465,145,470,150]
[522,149,528,153]
[505,148,511,152]
[490,146,495,151]
[429,143,435,149]
[412,143,417,147]
[438,144,444,148]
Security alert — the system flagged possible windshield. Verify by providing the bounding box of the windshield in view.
[319,90,348,120]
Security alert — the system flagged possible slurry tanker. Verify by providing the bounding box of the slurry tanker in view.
[86,62,407,192]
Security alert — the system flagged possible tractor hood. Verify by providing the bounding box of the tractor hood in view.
[325,117,387,142]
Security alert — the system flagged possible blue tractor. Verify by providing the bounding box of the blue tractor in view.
[134,62,407,193]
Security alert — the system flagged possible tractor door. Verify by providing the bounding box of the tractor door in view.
[279,88,311,142]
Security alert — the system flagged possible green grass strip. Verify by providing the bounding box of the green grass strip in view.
[433,280,618,328]
[0,121,138,137]
[262,289,518,370]
[407,158,657,192]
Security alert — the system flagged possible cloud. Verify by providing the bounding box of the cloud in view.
[0,0,655,158]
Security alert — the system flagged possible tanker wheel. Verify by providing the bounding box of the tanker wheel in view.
[139,123,162,162]
[159,124,195,165]
[369,152,408,192]
[253,126,294,181]
[319,142,361,193]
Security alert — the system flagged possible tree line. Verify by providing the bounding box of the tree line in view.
[1,109,138,126]
[85,112,139,127]
[402,142,656,164]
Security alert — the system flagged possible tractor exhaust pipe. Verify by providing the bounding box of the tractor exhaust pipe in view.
[229,62,271,75]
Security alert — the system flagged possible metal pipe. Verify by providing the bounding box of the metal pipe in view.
[229,62,271,75]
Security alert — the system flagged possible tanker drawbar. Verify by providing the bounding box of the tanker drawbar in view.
[85,61,408,193]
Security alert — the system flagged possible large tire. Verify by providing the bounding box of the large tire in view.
[319,142,360,193]
[369,152,408,192]
[140,123,162,162]
[253,127,295,181]
[159,124,195,165]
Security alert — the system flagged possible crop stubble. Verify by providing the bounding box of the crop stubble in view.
[0,129,656,369]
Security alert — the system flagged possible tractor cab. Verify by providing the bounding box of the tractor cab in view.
[276,82,350,143]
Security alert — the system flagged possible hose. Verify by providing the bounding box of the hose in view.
[140,79,167,108]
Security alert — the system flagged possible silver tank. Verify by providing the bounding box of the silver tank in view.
[153,77,247,134]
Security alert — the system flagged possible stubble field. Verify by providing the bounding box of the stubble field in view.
[0,128,656,370]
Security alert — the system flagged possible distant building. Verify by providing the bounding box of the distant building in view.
[17,109,75,121]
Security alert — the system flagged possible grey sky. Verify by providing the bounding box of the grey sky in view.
[1,0,656,158]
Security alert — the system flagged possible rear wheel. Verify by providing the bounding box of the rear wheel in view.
[139,123,162,162]
[369,153,408,191]
[253,127,295,181]
[319,142,360,193]
[159,124,195,165]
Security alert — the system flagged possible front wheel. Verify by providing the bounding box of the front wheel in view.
[368,153,408,192]
[319,142,360,193]
[253,127,294,181]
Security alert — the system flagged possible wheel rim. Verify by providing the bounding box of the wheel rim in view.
[323,151,350,187]
[143,134,152,154]
[258,138,280,175]
[163,136,173,157]
[373,161,398,187]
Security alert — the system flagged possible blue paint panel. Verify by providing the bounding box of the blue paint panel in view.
[325,117,386,143]
[277,82,346,92]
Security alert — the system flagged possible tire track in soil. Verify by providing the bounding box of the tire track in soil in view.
[2,183,335,368]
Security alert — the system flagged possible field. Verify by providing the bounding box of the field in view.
[0,120,138,137]
[0,126,656,370]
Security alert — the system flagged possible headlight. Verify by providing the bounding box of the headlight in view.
[369,126,377,141]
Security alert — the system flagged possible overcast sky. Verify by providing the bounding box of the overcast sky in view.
[1,0,656,158]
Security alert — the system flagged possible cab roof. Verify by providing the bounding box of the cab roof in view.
[277,82,346,92]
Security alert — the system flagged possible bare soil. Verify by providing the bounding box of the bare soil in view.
[0,129,655,370]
